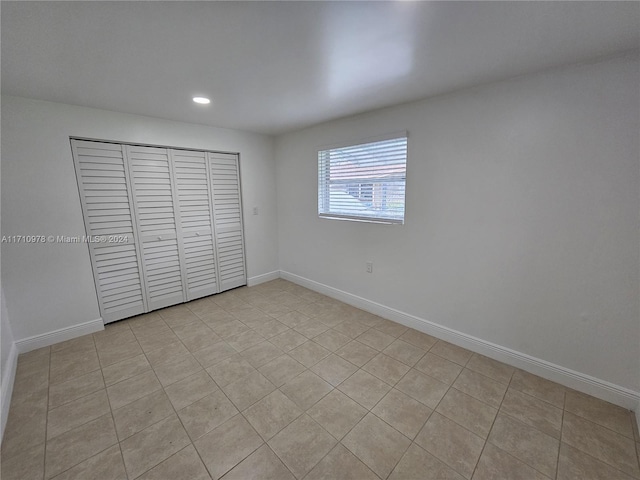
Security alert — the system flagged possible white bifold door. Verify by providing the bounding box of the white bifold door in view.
[72,139,246,323]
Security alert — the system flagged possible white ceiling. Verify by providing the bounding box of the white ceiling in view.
[2,1,638,135]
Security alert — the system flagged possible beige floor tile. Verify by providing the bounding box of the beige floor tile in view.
[313,329,352,351]
[305,443,379,480]
[276,310,311,328]
[49,348,101,385]
[241,341,283,368]
[436,388,497,439]
[107,370,162,410]
[338,369,391,410]
[164,370,219,410]
[430,341,473,366]
[268,414,336,478]
[335,340,379,367]
[226,330,265,352]
[0,442,45,480]
[289,341,331,367]
[399,329,438,351]
[50,444,127,480]
[415,352,463,385]
[363,353,410,385]
[396,369,449,408]
[186,296,221,316]
[97,340,144,367]
[473,443,550,480]
[374,319,409,338]
[280,370,334,410]
[383,339,426,367]
[250,319,290,339]
[51,334,95,354]
[192,341,236,368]
[310,354,358,386]
[102,354,152,386]
[293,318,331,339]
[308,389,368,440]
[488,413,560,479]
[48,370,105,408]
[557,442,636,480]
[296,301,328,318]
[258,354,306,387]
[137,444,210,479]
[314,310,345,328]
[501,388,563,439]
[565,390,634,439]
[136,329,180,353]
[45,414,118,479]
[206,354,256,387]
[243,390,303,440]
[332,319,370,339]
[195,414,264,480]
[144,341,190,367]
[562,411,639,478]
[211,320,250,339]
[268,329,307,352]
[509,370,566,408]
[18,345,51,363]
[356,329,396,351]
[372,388,433,439]
[343,412,411,478]
[453,369,507,408]
[222,444,295,480]
[222,370,275,411]
[12,364,49,398]
[354,311,385,328]
[113,390,174,440]
[47,389,111,440]
[120,415,190,479]
[415,412,485,479]
[465,354,514,385]
[2,405,47,462]
[389,443,465,480]
[178,390,238,440]
[93,327,136,350]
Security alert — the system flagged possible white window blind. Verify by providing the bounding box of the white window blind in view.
[318,133,407,224]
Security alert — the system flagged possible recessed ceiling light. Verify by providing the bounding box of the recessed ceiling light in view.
[193,96,210,105]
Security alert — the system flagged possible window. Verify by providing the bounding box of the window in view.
[318,133,407,224]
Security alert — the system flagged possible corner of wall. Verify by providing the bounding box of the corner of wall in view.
[0,342,18,444]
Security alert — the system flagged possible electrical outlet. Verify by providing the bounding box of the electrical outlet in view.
[366,261,373,273]
[253,206,259,215]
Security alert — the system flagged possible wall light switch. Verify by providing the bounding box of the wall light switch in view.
[366,261,373,273]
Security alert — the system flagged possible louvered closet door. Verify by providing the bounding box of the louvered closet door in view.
[71,140,147,323]
[208,153,246,291]
[171,149,219,300]
[127,145,186,310]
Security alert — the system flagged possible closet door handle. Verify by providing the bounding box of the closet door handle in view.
[157,236,163,241]
[196,232,200,236]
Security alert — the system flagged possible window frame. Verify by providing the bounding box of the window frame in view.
[317,131,408,225]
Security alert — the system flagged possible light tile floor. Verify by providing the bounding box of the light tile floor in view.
[2,279,639,479]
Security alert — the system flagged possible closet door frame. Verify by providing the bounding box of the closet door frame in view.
[72,137,246,321]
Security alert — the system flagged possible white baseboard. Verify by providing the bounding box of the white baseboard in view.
[280,271,640,411]
[15,318,104,354]
[1,341,18,443]
[247,270,281,287]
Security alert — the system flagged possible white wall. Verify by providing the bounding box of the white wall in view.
[1,286,17,442]
[1,96,278,342]
[275,52,639,393]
